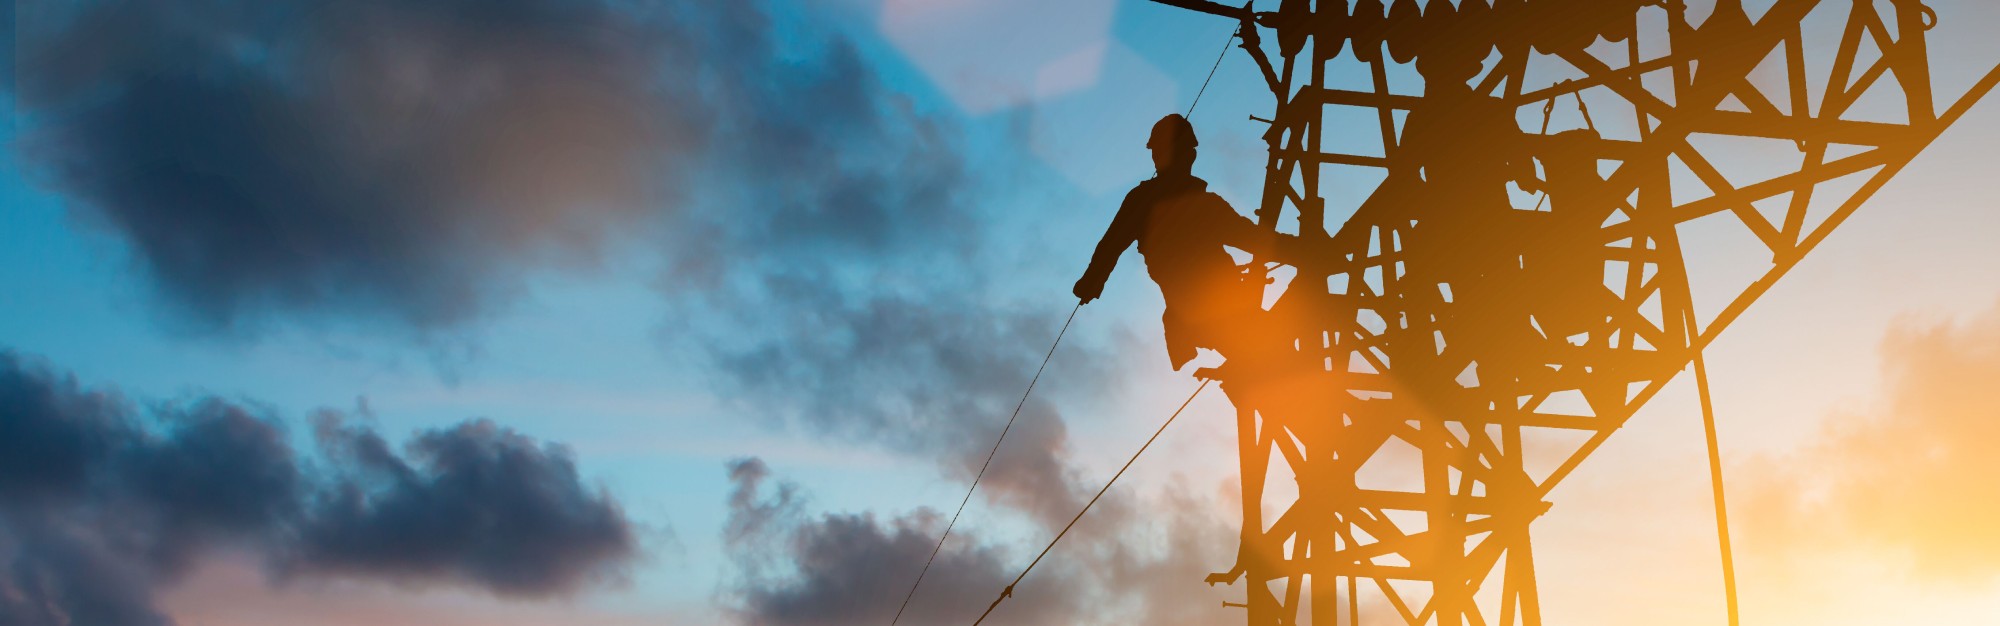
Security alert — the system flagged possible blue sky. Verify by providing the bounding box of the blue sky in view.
[6,0,2000,624]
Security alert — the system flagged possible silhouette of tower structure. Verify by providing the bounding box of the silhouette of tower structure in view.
[1140,1,2000,624]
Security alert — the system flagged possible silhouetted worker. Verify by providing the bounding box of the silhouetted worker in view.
[1524,128,1618,342]
[1074,114,1292,371]
[1397,44,1547,387]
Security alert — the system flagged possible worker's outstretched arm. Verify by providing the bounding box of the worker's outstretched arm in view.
[1208,197,1295,261]
[1075,191,1146,303]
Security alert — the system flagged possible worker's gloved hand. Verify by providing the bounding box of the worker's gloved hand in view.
[1237,23,1261,51]
[1073,276,1104,304]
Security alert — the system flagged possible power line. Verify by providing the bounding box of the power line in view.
[889,302,1082,626]
[971,378,1212,625]
[1184,27,1232,117]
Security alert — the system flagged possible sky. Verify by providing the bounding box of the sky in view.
[2,0,2000,624]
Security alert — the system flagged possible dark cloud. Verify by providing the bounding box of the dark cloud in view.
[718,458,1080,626]
[1743,303,2000,580]
[283,417,635,596]
[13,0,698,332]
[0,350,638,625]
[716,458,1276,626]
[0,512,174,626]
[12,0,1033,339]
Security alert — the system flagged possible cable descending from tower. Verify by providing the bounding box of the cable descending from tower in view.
[971,379,1212,625]
[889,303,1080,626]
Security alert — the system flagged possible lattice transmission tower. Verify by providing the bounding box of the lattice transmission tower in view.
[1137,0,2000,624]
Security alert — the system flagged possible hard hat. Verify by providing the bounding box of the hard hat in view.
[1147,114,1198,149]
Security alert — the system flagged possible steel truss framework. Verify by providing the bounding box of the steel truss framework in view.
[1145,0,2000,624]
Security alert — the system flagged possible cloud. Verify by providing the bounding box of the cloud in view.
[281,417,635,596]
[717,457,1254,626]
[0,350,638,625]
[14,0,704,333]
[12,0,995,338]
[717,458,1080,626]
[10,0,1064,418]
[1742,302,2000,580]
